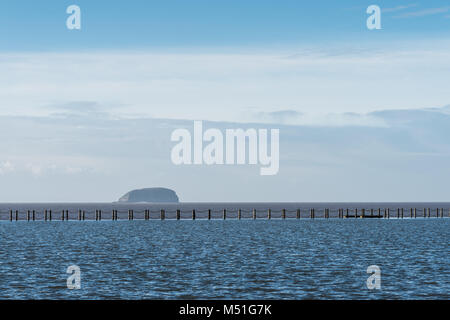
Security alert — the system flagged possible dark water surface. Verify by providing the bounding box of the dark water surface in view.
[0,212,448,299]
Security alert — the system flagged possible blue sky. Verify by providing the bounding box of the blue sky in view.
[1,1,450,201]
[1,0,450,50]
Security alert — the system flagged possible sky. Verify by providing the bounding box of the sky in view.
[1,1,450,202]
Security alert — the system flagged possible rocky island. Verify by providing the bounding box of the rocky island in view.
[117,188,179,203]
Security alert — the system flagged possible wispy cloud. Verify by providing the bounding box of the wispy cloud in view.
[382,3,418,13]
[1,45,450,123]
[394,6,450,18]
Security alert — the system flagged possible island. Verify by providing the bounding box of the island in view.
[117,188,179,203]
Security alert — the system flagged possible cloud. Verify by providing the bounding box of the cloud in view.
[252,110,303,124]
[1,45,450,124]
[0,161,15,175]
[26,163,43,177]
[2,104,450,201]
[394,6,450,18]
[382,4,418,13]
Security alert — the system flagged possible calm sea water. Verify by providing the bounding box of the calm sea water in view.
[0,203,449,299]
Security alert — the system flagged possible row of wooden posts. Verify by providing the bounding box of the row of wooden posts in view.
[3,207,450,221]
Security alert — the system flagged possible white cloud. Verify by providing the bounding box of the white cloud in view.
[1,105,450,201]
[382,4,418,13]
[0,161,15,175]
[26,163,43,177]
[1,43,450,125]
[394,6,450,18]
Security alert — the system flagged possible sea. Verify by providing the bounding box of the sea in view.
[0,202,448,299]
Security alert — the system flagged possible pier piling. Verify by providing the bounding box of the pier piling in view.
[6,206,450,222]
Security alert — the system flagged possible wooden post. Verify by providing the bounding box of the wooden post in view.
[27,210,30,221]
[436,208,439,218]
[297,209,300,219]
[267,209,271,219]
[361,208,364,218]
[355,208,358,218]
[62,210,65,221]
[346,208,349,218]
[82,210,85,221]
[9,210,13,221]
[238,209,241,220]
[282,209,286,219]
[99,210,102,221]
[253,209,256,220]
[160,209,165,220]
[410,208,413,218]
[66,210,69,221]
[32,210,35,221]
[192,209,196,220]
[177,209,181,220]
[223,209,226,220]
[387,208,390,219]
[45,210,48,221]
[15,210,18,221]
[428,208,430,218]
[378,208,381,218]
[371,208,373,217]
[401,208,404,219]
[397,208,400,219]
[414,208,416,218]
[310,208,313,219]
[49,210,52,221]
